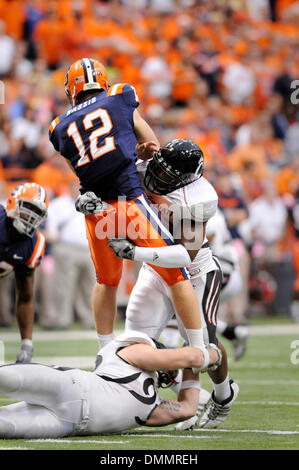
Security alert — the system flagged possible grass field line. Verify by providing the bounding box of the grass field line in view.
[0,447,28,450]
[193,429,299,435]
[28,436,215,442]
[28,439,130,444]
[235,401,299,406]
[1,323,299,343]
[237,380,299,385]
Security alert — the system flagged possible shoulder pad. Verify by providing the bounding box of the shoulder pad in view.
[106,83,139,102]
[114,330,157,349]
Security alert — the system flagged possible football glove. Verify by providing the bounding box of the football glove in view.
[108,238,135,260]
[75,192,110,215]
[204,343,222,372]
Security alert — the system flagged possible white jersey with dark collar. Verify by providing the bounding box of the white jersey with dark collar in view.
[146,174,219,278]
[85,331,161,434]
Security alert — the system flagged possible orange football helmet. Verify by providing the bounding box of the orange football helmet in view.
[65,58,109,106]
[6,183,49,237]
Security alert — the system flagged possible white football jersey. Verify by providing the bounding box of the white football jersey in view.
[84,331,161,434]
[150,178,218,277]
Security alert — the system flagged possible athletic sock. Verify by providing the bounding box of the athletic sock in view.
[21,339,33,347]
[212,375,231,403]
[97,333,114,350]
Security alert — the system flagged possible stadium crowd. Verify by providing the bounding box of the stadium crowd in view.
[0,0,299,328]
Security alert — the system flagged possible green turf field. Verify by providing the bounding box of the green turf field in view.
[0,317,298,451]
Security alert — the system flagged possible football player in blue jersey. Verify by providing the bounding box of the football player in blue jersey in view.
[49,58,209,364]
[1,183,48,363]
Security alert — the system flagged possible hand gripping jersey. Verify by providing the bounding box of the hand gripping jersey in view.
[49,83,144,200]
[85,331,161,434]
[137,159,219,278]
[0,205,45,277]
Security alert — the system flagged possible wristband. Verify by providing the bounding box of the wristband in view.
[180,380,201,391]
[199,347,210,371]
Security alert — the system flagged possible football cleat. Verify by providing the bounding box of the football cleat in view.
[65,58,109,106]
[175,388,211,431]
[199,380,239,428]
[6,183,48,238]
[233,326,248,361]
[16,344,34,363]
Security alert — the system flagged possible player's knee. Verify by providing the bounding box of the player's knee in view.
[0,416,15,438]
[0,367,21,394]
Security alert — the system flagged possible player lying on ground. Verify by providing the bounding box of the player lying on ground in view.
[0,331,221,438]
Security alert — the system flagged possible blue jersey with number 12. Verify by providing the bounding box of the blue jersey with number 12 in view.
[49,83,144,200]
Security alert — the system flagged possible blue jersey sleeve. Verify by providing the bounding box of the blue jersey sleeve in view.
[49,117,61,153]
[25,232,46,270]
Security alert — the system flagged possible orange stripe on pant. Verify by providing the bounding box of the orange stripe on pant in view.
[85,195,189,287]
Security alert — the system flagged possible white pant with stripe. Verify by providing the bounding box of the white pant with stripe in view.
[125,262,222,345]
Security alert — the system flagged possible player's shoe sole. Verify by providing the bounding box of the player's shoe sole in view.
[175,388,211,431]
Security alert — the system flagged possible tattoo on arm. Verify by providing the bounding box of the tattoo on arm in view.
[159,399,182,413]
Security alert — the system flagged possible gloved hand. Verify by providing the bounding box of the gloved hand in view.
[205,343,223,372]
[192,343,222,375]
[75,192,110,215]
[108,238,135,260]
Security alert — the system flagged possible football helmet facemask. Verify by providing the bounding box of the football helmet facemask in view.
[65,58,109,106]
[144,139,204,195]
[152,338,179,388]
[6,183,49,238]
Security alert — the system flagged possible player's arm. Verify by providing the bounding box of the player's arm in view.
[117,343,220,372]
[108,220,206,267]
[175,219,207,261]
[145,369,200,426]
[14,266,35,340]
[64,158,76,174]
[133,109,160,160]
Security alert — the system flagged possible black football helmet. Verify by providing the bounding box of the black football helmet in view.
[152,338,179,388]
[144,139,204,195]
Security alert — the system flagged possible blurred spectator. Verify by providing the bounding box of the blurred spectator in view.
[192,38,222,96]
[284,115,299,161]
[276,156,299,197]
[249,181,288,251]
[222,56,256,105]
[44,180,95,329]
[215,169,250,323]
[249,180,294,315]
[141,46,173,99]
[0,19,15,77]
[291,189,299,321]
[0,176,13,327]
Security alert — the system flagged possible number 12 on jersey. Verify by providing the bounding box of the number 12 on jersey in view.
[67,108,115,167]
